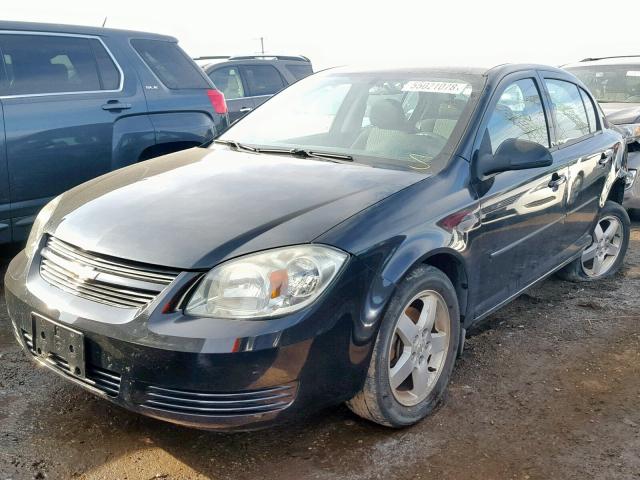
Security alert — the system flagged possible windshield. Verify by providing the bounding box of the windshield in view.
[567,65,640,103]
[218,70,484,174]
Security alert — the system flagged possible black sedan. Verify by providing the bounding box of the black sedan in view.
[4,64,630,430]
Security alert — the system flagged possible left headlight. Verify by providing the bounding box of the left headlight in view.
[185,245,348,319]
[25,195,62,259]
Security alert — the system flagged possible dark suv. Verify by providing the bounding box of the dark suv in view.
[199,55,313,123]
[0,21,229,245]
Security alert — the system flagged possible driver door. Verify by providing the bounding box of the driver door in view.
[468,72,570,318]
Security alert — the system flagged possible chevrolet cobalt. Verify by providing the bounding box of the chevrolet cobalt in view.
[5,65,630,430]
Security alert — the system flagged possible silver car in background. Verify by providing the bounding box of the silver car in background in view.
[564,56,640,216]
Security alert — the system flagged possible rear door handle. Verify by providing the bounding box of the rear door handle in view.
[548,174,567,190]
[102,101,132,111]
[239,107,253,113]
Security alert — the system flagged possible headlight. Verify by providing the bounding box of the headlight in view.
[185,245,348,319]
[25,195,62,258]
[620,123,640,143]
[626,169,637,190]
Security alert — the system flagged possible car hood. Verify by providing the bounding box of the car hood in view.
[48,147,423,269]
[602,103,640,123]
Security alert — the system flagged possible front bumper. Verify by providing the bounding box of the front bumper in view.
[4,248,377,431]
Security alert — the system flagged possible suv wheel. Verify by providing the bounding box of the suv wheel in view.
[346,266,460,427]
[558,201,630,282]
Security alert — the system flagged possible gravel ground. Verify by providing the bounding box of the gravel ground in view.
[1,223,639,480]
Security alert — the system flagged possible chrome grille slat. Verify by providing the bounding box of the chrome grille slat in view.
[40,236,179,309]
[41,260,157,302]
[48,237,178,284]
[139,384,297,416]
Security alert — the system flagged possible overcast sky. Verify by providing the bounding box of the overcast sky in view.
[2,1,635,70]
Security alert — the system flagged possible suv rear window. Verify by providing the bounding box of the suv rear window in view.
[131,39,209,89]
[286,63,313,80]
[0,34,119,96]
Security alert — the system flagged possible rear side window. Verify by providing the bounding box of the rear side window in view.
[486,78,550,151]
[544,79,590,144]
[0,34,113,96]
[131,39,209,89]
[208,66,244,99]
[579,87,599,133]
[286,63,313,80]
[242,64,285,96]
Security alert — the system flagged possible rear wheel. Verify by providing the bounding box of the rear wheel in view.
[346,266,460,427]
[558,201,630,282]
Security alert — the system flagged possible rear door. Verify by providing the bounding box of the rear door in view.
[469,73,570,317]
[539,73,613,243]
[0,31,146,241]
[207,65,255,124]
[241,63,287,108]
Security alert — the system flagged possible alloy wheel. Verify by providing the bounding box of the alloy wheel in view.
[581,215,623,278]
[387,290,450,407]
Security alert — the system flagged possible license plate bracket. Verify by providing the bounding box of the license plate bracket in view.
[32,313,86,378]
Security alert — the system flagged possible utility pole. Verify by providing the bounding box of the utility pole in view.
[102,16,108,27]
[260,37,265,54]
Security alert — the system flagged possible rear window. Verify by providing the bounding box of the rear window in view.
[131,39,209,89]
[286,63,313,80]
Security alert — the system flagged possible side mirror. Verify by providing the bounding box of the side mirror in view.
[476,138,553,177]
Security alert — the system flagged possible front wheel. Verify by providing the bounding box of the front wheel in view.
[346,266,460,427]
[558,201,630,282]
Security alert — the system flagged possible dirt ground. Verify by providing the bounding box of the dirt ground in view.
[0,224,639,480]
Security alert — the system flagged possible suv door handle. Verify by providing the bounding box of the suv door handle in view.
[599,149,614,165]
[102,101,132,111]
[239,107,253,113]
[548,174,567,190]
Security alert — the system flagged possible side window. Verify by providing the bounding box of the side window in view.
[285,63,313,81]
[579,87,599,133]
[0,34,105,95]
[131,39,209,89]
[208,67,245,99]
[89,39,120,90]
[486,78,549,152]
[242,65,285,97]
[544,79,590,144]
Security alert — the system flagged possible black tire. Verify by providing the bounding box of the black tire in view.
[346,265,460,427]
[558,201,630,282]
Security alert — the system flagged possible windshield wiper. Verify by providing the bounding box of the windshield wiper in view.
[213,139,258,153]
[256,147,353,162]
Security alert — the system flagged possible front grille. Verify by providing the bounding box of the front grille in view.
[20,329,121,397]
[139,384,296,417]
[39,236,179,309]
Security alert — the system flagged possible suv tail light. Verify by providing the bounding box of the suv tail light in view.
[207,89,228,114]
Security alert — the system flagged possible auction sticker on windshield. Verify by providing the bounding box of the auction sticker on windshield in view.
[402,81,469,94]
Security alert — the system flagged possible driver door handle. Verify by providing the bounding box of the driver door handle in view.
[599,149,614,165]
[102,100,132,111]
[239,107,253,113]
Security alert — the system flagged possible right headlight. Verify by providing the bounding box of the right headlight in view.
[184,244,348,319]
[620,123,640,143]
[625,169,637,190]
[24,195,62,259]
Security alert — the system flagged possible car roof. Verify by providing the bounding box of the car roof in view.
[201,55,311,71]
[317,63,571,80]
[564,56,640,68]
[0,20,176,41]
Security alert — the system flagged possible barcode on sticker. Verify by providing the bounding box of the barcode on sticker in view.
[402,81,469,94]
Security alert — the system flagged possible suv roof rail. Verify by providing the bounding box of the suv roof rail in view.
[580,55,640,62]
[193,55,231,61]
[227,55,310,62]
